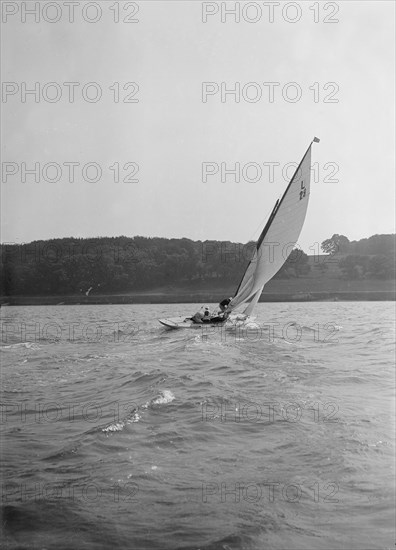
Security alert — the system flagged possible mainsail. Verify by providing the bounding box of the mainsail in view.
[229,138,319,316]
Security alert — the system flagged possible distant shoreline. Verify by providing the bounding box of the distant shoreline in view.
[1,290,394,306]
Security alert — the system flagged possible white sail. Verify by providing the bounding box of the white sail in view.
[229,139,318,316]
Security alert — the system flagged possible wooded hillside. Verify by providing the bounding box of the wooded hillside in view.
[1,234,394,297]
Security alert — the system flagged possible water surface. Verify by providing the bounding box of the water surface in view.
[1,302,394,549]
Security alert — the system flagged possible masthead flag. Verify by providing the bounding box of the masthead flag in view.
[313,137,320,143]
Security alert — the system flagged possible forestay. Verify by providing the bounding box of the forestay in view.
[229,139,318,316]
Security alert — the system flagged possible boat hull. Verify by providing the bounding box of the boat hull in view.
[158,314,251,329]
[158,316,227,329]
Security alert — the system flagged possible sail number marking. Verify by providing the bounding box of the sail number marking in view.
[299,181,306,200]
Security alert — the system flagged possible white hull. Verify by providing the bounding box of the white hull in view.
[158,314,250,330]
[158,316,226,329]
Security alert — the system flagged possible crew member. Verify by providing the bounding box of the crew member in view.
[191,306,210,324]
[202,307,211,322]
[219,297,232,312]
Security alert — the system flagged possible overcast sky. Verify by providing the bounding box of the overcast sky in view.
[2,0,395,252]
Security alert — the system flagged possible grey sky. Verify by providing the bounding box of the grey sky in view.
[1,1,395,252]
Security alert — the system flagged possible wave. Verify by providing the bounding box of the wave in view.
[102,408,142,433]
[1,342,41,350]
[101,389,175,434]
[151,390,175,406]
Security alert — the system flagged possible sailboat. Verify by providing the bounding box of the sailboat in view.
[159,137,320,329]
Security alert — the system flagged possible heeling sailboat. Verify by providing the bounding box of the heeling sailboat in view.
[159,137,319,329]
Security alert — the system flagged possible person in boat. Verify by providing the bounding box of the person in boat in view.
[202,307,211,322]
[191,306,223,324]
[219,297,232,312]
[191,306,210,324]
[208,298,232,323]
[191,310,204,324]
[191,302,231,324]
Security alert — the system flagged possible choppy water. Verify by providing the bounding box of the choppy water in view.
[1,302,395,550]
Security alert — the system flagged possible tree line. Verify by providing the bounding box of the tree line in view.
[0,233,394,296]
[321,234,395,280]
